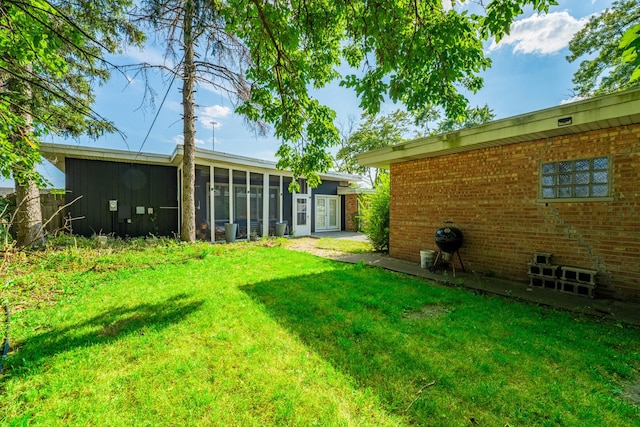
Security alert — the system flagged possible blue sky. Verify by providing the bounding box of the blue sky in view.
[28,0,613,187]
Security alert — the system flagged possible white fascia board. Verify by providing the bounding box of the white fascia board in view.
[357,88,640,168]
[337,187,375,195]
[172,145,361,183]
[40,142,361,184]
[40,143,173,173]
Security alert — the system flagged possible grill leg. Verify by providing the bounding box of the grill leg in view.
[451,255,456,277]
[428,251,442,272]
[456,250,466,272]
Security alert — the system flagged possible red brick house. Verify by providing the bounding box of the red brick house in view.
[358,89,640,302]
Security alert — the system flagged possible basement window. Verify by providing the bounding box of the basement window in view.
[541,156,610,200]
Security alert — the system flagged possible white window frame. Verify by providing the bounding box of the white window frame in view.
[315,195,341,232]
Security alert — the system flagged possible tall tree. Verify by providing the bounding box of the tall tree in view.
[137,0,254,242]
[567,0,640,97]
[335,110,411,186]
[136,0,557,241]
[620,20,640,82]
[1,0,144,246]
[335,105,494,187]
[430,104,495,134]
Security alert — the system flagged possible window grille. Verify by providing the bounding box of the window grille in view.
[541,157,610,199]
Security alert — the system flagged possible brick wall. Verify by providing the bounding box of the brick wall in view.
[390,123,640,302]
[344,193,360,232]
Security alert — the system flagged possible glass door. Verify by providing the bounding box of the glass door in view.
[293,194,311,236]
[315,195,340,231]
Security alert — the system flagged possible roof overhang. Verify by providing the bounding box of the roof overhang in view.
[337,187,375,195]
[171,146,359,183]
[357,88,640,168]
[40,143,173,173]
[40,143,361,185]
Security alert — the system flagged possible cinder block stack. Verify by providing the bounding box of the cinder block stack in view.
[528,252,559,290]
[527,252,597,298]
[558,266,597,298]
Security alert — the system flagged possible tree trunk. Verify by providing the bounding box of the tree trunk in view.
[14,177,45,247]
[8,72,45,247]
[180,0,196,242]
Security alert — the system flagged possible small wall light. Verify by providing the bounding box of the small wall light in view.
[558,117,572,126]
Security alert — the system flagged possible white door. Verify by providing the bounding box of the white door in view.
[315,196,340,231]
[293,194,311,236]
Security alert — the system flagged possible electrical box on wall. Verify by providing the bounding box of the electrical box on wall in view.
[136,206,145,215]
[109,200,118,212]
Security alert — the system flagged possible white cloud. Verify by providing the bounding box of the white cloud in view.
[251,149,278,162]
[123,46,172,67]
[560,94,589,105]
[198,105,232,129]
[164,100,183,113]
[489,11,592,55]
[172,134,207,146]
[199,81,225,96]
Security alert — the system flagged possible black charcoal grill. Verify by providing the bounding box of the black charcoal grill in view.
[430,224,466,274]
[434,226,463,253]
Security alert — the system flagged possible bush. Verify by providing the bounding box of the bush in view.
[360,173,389,252]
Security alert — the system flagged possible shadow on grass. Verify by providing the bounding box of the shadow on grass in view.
[241,266,640,425]
[240,267,453,423]
[3,293,204,379]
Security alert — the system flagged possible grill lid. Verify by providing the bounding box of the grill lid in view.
[434,226,463,253]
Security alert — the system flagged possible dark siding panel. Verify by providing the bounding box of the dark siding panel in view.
[65,158,178,237]
[313,180,339,195]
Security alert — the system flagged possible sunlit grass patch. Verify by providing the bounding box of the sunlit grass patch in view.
[314,237,373,253]
[1,240,639,426]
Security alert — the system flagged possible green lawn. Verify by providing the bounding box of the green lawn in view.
[1,239,639,426]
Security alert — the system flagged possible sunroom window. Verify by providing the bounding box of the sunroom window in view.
[541,156,610,199]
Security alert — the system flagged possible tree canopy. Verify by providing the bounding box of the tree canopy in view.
[335,105,494,187]
[144,0,556,180]
[620,20,640,82]
[2,0,561,243]
[567,0,640,97]
[335,110,411,186]
[1,0,143,184]
[132,0,557,240]
[1,0,143,246]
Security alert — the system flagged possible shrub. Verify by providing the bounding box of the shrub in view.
[360,173,389,251]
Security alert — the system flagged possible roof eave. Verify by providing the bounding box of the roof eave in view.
[40,143,173,173]
[41,143,361,184]
[357,88,640,169]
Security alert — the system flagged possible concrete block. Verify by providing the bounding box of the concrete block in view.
[558,280,595,298]
[560,266,597,285]
[533,252,553,265]
[528,263,559,278]
[529,275,558,290]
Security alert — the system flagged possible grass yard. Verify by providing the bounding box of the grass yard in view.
[1,238,639,426]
